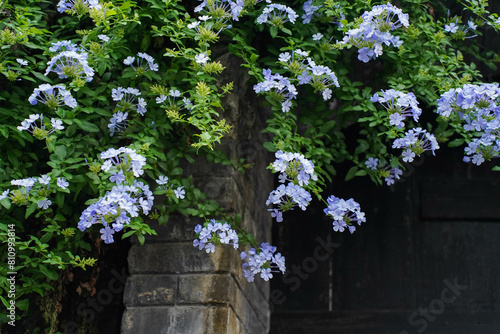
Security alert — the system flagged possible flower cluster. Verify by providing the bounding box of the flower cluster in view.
[108,111,128,137]
[240,242,286,282]
[340,3,409,62]
[437,83,500,164]
[365,158,403,186]
[188,15,225,43]
[371,89,422,129]
[271,150,317,186]
[444,19,477,40]
[28,84,77,109]
[266,151,317,221]
[195,0,244,23]
[296,60,339,101]
[100,147,147,180]
[392,128,439,162]
[192,219,239,253]
[111,87,147,116]
[4,175,69,209]
[155,175,186,200]
[277,50,340,101]
[57,0,102,14]
[123,52,159,76]
[17,114,64,140]
[302,0,322,24]
[49,40,80,53]
[78,181,154,244]
[257,4,298,27]
[324,195,366,233]
[45,50,94,82]
[254,69,297,112]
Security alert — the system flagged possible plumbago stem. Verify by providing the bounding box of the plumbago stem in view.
[1,0,500,328]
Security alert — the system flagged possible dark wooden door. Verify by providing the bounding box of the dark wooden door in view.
[270,147,500,333]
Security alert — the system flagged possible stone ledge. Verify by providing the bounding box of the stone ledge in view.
[121,305,247,334]
[128,242,240,275]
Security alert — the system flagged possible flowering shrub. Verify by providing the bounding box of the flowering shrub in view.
[1,0,500,330]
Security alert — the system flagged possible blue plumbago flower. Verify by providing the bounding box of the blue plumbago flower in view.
[16,58,28,66]
[324,195,366,234]
[392,128,440,162]
[193,219,239,253]
[437,83,500,164]
[312,33,323,41]
[174,186,185,199]
[296,58,339,101]
[100,147,147,179]
[195,52,210,65]
[111,87,147,116]
[123,52,159,76]
[384,166,403,186]
[108,111,128,137]
[302,0,322,24]
[156,175,169,185]
[271,150,318,186]
[340,3,408,63]
[371,89,421,129]
[49,40,80,53]
[195,0,244,22]
[98,34,110,42]
[240,242,286,282]
[257,4,298,27]
[57,177,69,189]
[0,189,10,201]
[37,198,52,209]
[45,50,94,82]
[57,0,102,14]
[78,181,154,243]
[254,69,297,112]
[28,83,77,109]
[365,157,380,170]
[17,114,65,140]
[444,19,477,39]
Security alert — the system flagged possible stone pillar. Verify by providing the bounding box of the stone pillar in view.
[121,53,273,333]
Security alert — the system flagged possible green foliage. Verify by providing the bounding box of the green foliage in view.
[1,0,500,331]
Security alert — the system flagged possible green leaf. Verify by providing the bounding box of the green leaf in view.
[38,264,58,281]
[448,138,465,147]
[73,119,101,133]
[136,233,145,245]
[16,299,29,311]
[25,203,38,219]
[345,166,359,181]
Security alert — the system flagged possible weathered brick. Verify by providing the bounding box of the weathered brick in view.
[123,275,177,306]
[128,242,239,274]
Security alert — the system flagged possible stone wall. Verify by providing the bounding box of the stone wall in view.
[121,52,274,333]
